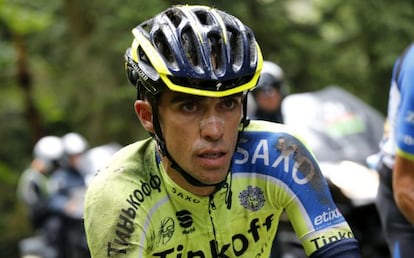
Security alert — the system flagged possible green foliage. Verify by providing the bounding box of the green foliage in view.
[0,163,32,257]
[0,0,55,34]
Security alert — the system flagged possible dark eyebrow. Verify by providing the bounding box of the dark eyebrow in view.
[169,92,243,104]
[170,94,205,104]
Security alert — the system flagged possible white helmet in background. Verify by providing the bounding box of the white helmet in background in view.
[62,132,88,155]
[261,60,284,81]
[33,135,64,169]
[252,60,286,96]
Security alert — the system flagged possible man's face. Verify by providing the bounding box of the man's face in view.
[157,91,243,186]
[255,87,282,112]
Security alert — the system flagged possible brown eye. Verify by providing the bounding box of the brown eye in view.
[181,101,198,113]
[221,98,239,110]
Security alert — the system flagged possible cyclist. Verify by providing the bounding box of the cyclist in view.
[84,5,361,258]
[249,60,287,123]
[375,43,414,258]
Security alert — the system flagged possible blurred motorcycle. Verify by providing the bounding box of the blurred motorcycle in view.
[274,86,389,258]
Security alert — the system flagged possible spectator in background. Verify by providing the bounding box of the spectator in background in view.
[249,60,287,123]
[47,132,90,258]
[48,132,89,218]
[17,135,64,231]
[375,43,414,258]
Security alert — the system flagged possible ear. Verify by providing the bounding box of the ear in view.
[134,100,154,134]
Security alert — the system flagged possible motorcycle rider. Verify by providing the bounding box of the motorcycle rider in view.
[249,60,287,123]
[84,5,361,258]
[47,132,90,258]
[18,135,64,233]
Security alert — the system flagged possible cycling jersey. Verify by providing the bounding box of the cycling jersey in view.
[84,120,357,258]
[375,44,414,258]
[380,43,414,167]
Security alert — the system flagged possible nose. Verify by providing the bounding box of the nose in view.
[200,114,224,141]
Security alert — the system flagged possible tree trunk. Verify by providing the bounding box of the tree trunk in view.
[13,32,44,144]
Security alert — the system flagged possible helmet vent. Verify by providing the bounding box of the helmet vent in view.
[208,34,224,74]
[165,9,182,28]
[153,31,178,69]
[194,10,214,26]
[227,27,243,71]
[140,21,152,35]
[181,28,201,69]
[247,32,257,66]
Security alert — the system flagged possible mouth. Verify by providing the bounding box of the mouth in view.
[199,151,226,159]
[197,149,228,169]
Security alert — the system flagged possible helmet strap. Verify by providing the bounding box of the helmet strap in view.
[241,93,250,129]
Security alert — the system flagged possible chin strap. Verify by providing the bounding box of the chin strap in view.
[165,146,228,188]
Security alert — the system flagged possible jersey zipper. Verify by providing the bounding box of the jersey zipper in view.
[209,195,221,257]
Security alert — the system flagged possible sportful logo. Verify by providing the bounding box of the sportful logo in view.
[239,186,265,211]
[176,210,195,235]
[176,210,193,228]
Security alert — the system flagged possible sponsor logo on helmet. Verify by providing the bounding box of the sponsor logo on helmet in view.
[136,66,149,81]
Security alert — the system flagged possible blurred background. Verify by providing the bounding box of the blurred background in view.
[1,0,413,256]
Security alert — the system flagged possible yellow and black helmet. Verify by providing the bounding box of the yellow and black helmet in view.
[125,5,263,98]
